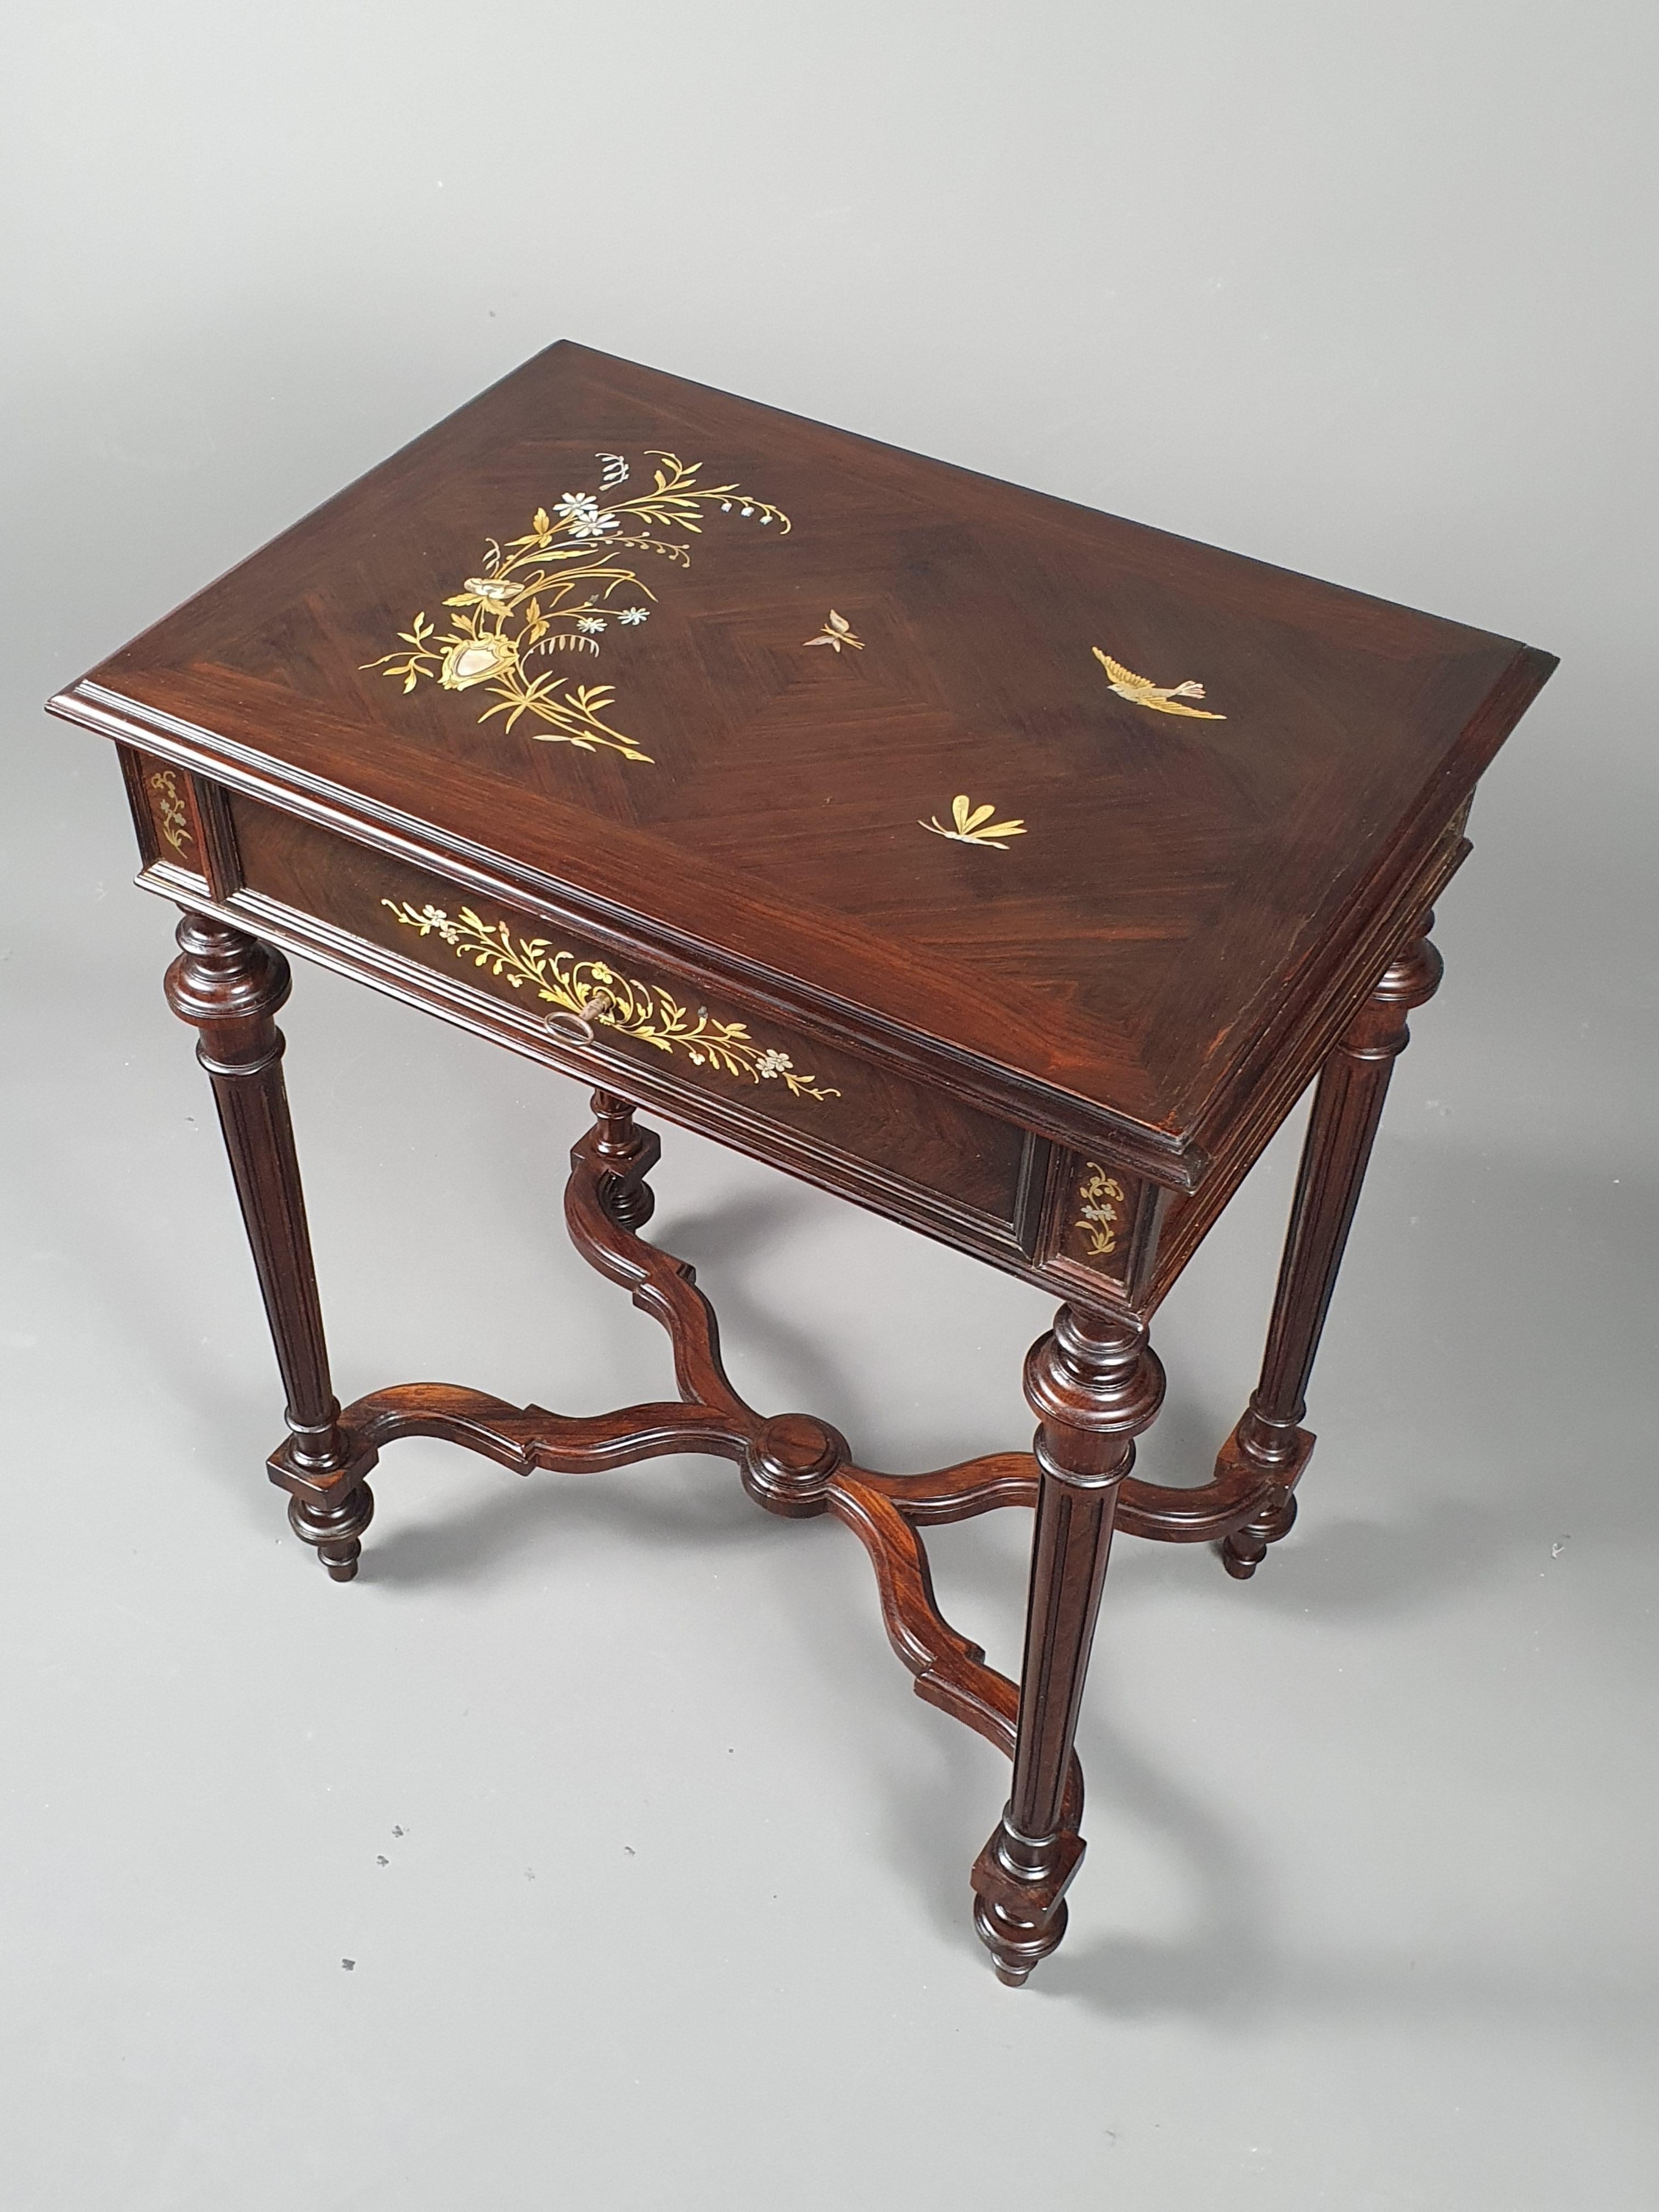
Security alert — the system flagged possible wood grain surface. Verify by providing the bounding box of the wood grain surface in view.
[49,342,1555,1189]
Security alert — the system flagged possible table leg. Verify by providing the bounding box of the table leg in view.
[1218,912,1443,1578]
[165,912,374,1578]
[970,1303,1165,1984]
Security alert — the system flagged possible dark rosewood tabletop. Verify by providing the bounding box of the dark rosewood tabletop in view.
[52,341,1554,1188]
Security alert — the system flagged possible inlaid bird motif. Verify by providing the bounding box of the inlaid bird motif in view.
[1093,647,1226,719]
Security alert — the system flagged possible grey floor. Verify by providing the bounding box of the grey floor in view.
[4,6,1657,2207]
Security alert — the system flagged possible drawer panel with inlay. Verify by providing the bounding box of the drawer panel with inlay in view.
[221,793,1043,1252]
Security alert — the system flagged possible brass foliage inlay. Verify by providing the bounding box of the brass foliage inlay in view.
[1074,1164,1125,1259]
[1093,648,1225,720]
[383,901,839,1102]
[363,452,790,763]
[148,769,193,857]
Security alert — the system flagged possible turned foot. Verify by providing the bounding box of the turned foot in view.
[1221,1483,1298,1579]
[975,1897,1069,1987]
[288,1484,376,1581]
[972,1810,1085,1985]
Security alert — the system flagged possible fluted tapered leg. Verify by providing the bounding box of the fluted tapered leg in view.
[1218,913,1443,1578]
[970,1303,1165,1984]
[165,912,375,1577]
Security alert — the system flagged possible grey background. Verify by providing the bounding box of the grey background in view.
[4,4,1656,2206]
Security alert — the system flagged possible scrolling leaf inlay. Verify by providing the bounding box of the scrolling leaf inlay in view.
[383,901,839,1101]
[363,452,789,763]
[148,769,194,857]
[1074,1164,1124,1259]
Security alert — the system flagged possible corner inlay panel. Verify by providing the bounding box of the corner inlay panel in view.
[122,747,208,880]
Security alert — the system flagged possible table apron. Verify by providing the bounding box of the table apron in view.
[137,782,1172,1304]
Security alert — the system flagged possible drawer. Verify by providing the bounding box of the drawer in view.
[222,793,1041,1246]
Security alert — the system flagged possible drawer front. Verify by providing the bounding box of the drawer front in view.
[225,794,1037,1240]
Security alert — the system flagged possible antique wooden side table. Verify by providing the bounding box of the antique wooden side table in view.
[49,345,1555,1984]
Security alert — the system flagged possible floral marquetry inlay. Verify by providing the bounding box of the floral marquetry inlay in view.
[383,901,839,1102]
[148,769,194,858]
[922,795,1026,849]
[1073,1164,1125,1259]
[363,452,790,764]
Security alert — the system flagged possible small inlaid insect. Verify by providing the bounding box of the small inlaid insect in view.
[804,610,864,653]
